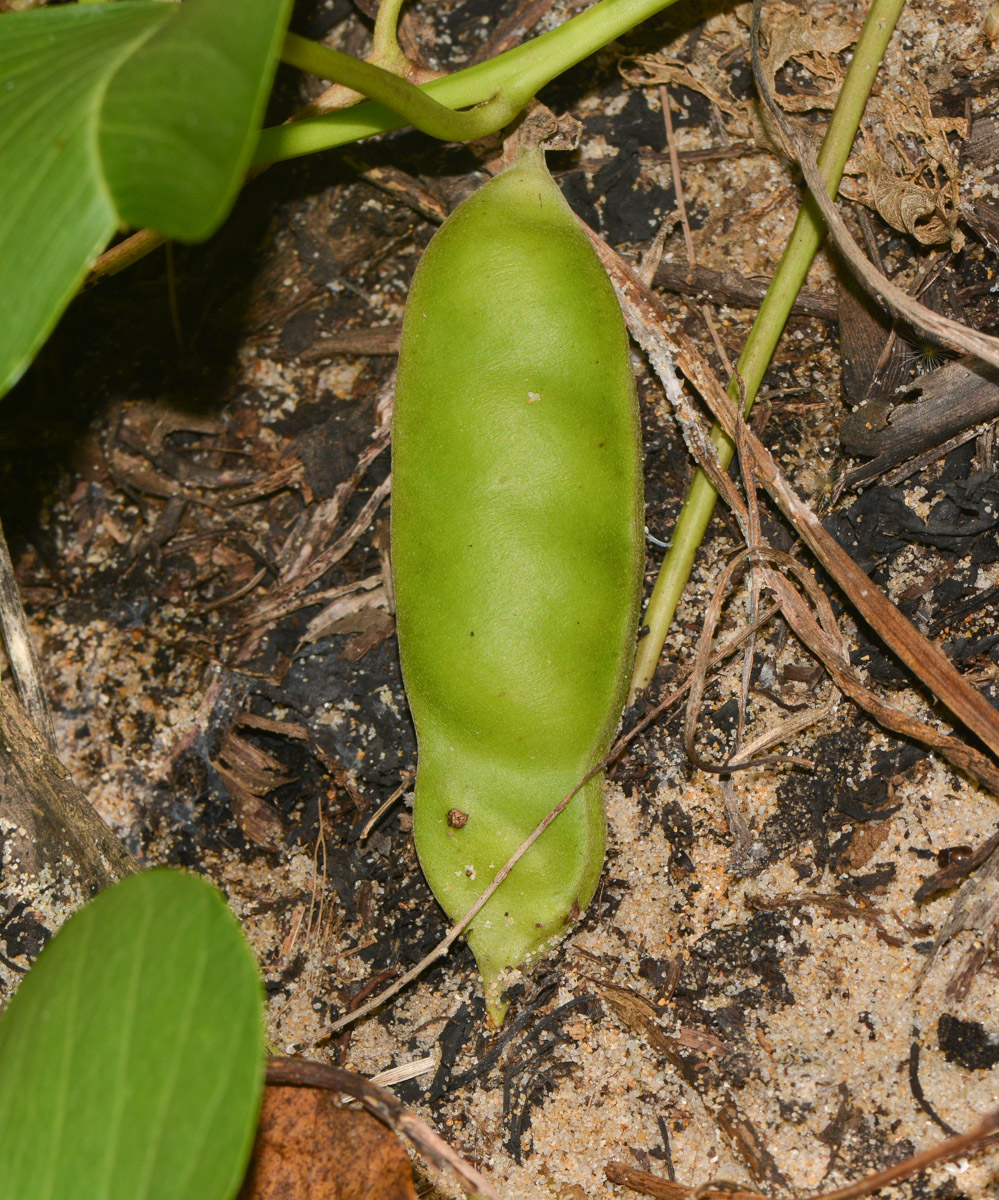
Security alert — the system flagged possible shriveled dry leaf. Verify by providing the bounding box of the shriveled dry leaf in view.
[755,0,859,112]
[749,3,965,246]
[620,55,745,122]
[238,1084,417,1200]
[843,64,966,245]
[619,7,756,138]
[849,147,953,244]
[211,729,292,848]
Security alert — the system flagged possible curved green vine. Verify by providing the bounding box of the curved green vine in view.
[258,0,681,163]
[281,32,521,141]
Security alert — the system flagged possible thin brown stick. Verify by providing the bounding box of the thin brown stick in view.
[652,261,838,321]
[608,1107,999,1200]
[661,85,695,266]
[359,771,413,841]
[606,1159,765,1199]
[88,228,167,283]
[241,477,392,633]
[684,545,840,774]
[671,382,999,793]
[726,692,836,767]
[659,85,735,379]
[0,517,55,748]
[734,396,760,747]
[803,1106,999,1200]
[761,569,999,795]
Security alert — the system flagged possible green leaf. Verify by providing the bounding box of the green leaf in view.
[99,0,292,239]
[0,869,265,1200]
[0,0,293,397]
[0,2,169,397]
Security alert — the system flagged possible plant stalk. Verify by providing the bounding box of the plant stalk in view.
[629,0,907,697]
[256,0,681,163]
[280,32,522,140]
[370,0,409,76]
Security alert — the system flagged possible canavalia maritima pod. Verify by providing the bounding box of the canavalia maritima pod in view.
[391,142,643,1023]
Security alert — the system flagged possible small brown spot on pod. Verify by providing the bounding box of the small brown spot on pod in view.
[447,809,469,828]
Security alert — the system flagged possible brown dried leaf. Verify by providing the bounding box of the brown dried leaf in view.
[116,399,220,455]
[213,762,285,848]
[342,609,396,662]
[618,5,756,139]
[620,55,744,121]
[212,729,292,848]
[218,729,298,793]
[597,981,683,1064]
[238,1084,417,1200]
[847,148,955,245]
[749,4,965,247]
[842,65,966,246]
[755,1,858,112]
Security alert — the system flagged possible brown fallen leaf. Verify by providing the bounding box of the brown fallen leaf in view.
[238,1084,417,1200]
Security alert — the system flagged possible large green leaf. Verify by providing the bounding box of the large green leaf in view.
[0,0,293,398]
[99,0,292,238]
[0,869,265,1200]
[0,3,169,398]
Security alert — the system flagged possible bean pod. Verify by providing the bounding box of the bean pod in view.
[391,143,643,1023]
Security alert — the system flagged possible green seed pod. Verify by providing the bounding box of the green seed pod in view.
[391,143,643,1023]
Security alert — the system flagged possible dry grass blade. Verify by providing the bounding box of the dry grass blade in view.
[713,399,999,776]
[734,416,762,751]
[240,476,392,633]
[760,567,999,795]
[683,546,833,774]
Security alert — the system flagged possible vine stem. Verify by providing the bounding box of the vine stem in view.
[254,0,683,164]
[280,31,523,141]
[629,0,908,698]
[293,0,435,120]
[370,0,409,76]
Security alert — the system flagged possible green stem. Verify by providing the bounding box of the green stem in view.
[370,0,409,76]
[629,0,907,697]
[281,31,522,141]
[258,0,681,163]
